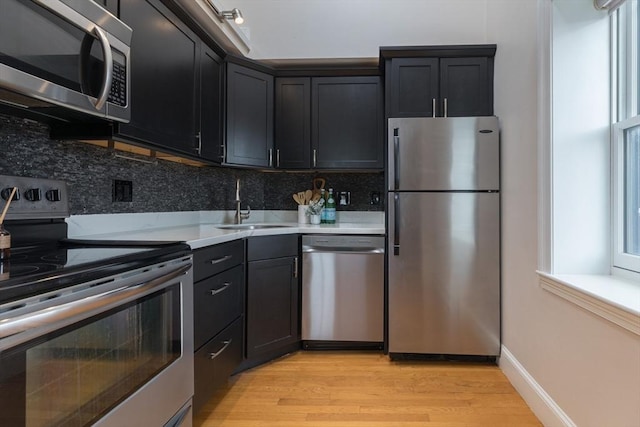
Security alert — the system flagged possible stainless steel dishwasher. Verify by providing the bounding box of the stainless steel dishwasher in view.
[301,235,384,349]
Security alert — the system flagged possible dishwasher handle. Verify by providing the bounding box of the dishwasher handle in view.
[302,246,384,254]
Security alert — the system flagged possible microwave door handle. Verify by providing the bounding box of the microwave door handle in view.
[92,26,113,110]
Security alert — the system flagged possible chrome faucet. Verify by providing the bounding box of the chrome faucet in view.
[234,178,250,224]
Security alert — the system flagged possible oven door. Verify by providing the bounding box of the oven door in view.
[0,256,193,427]
[0,0,131,122]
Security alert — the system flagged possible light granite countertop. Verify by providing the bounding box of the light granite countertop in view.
[68,210,385,249]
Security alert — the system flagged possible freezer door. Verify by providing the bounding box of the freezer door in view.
[388,192,500,355]
[388,117,500,191]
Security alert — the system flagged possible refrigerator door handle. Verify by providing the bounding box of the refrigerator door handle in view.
[393,130,400,190]
[393,193,400,256]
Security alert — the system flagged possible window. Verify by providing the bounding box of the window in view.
[612,0,640,274]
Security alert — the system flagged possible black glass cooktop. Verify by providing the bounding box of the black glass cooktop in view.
[0,240,191,305]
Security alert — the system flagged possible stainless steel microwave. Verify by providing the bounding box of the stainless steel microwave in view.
[0,0,132,123]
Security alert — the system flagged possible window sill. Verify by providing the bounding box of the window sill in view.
[537,272,640,336]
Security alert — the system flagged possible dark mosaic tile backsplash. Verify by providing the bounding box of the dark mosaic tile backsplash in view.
[0,115,384,215]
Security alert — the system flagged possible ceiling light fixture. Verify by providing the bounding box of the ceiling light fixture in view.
[206,1,244,25]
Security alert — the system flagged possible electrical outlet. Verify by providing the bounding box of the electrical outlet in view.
[338,191,351,206]
[370,191,381,205]
[113,179,133,202]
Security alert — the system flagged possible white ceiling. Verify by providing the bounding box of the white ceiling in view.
[204,0,493,61]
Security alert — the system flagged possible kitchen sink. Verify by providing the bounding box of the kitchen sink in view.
[215,224,295,230]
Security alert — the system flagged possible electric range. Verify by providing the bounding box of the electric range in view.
[0,174,194,427]
[0,174,190,305]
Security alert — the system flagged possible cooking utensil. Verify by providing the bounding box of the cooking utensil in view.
[293,193,302,205]
[312,177,326,196]
[0,187,17,224]
[305,190,313,204]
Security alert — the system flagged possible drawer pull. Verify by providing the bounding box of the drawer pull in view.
[209,255,232,265]
[209,339,233,360]
[210,282,231,296]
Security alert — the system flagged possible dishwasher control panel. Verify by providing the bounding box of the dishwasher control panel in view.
[302,235,385,251]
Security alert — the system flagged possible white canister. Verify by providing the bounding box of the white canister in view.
[298,205,310,224]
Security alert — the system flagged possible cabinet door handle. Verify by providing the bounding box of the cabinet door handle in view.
[313,149,317,168]
[195,132,202,155]
[209,339,233,359]
[276,148,280,168]
[432,98,436,118]
[293,256,298,279]
[210,282,231,296]
[220,144,226,162]
[209,255,232,265]
[268,148,273,167]
[443,98,448,118]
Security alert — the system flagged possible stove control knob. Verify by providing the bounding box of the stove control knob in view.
[1,187,20,201]
[45,189,61,202]
[24,188,41,202]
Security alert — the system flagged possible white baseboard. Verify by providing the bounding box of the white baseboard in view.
[499,345,576,427]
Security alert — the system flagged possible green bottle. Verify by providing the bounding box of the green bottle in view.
[325,189,336,224]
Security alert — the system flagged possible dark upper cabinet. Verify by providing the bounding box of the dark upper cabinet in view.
[274,77,311,169]
[198,45,223,162]
[225,63,274,167]
[439,57,491,117]
[274,75,384,171]
[311,76,384,169]
[50,0,223,163]
[383,46,495,118]
[389,58,439,117]
[117,0,199,155]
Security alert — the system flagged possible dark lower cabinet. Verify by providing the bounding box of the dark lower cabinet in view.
[194,317,243,412]
[193,265,244,351]
[242,235,300,368]
[192,240,245,415]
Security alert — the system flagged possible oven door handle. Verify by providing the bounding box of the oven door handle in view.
[0,263,191,350]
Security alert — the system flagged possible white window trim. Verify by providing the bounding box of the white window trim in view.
[612,116,640,275]
[538,272,640,335]
[537,0,640,333]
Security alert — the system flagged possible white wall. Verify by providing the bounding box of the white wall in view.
[552,1,611,274]
[232,0,490,59]
[224,1,640,425]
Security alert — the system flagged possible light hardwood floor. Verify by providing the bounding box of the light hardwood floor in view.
[194,351,541,427]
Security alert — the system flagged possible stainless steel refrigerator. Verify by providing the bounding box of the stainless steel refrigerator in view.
[387,116,500,357]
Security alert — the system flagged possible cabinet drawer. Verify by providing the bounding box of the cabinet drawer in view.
[193,239,244,281]
[194,265,244,350]
[194,317,243,414]
[247,235,298,261]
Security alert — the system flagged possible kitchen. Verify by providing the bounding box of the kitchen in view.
[1,1,639,427]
